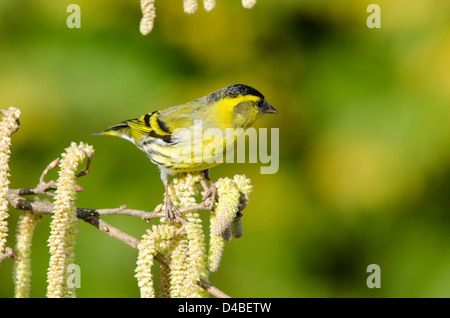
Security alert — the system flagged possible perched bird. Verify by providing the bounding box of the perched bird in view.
[95,84,277,222]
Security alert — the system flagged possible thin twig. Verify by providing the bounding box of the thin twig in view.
[197,279,231,299]
[9,189,210,220]
[39,158,59,185]
[75,149,94,178]
[0,247,17,263]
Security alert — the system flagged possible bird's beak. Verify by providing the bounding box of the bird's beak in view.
[262,102,278,114]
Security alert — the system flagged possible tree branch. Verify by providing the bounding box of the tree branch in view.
[6,189,230,298]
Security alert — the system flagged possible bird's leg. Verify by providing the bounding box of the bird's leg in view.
[201,169,217,211]
[161,170,181,223]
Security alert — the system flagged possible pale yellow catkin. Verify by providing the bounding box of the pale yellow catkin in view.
[203,0,216,11]
[155,222,176,298]
[140,0,156,35]
[46,142,94,298]
[207,178,241,272]
[135,222,176,298]
[159,263,171,298]
[212,178,240,237]
[13,212,42,298]
[139,0,256,35]
[242,0,257,9]
[183,0,198,14]
[233,174,253,211]
[184,221,209,297]
[232,175,253,239]
[0,107,20,255]
[207,210,225,272]
[172,173,208,298]
[135,229,157,298]
[169,233,189,297]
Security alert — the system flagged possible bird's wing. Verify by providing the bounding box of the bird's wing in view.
[127,111,176,144]
[96,111,176,145]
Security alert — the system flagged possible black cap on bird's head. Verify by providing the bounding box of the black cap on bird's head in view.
[212,84,278,114]
[223,84,265,99]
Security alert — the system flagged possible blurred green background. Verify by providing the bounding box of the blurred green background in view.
[1,0,450,297]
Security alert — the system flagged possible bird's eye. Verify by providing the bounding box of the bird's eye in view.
[256,100,264,108]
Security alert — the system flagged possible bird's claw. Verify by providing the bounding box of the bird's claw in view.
[165,196,181,223]
[202,181,217,211]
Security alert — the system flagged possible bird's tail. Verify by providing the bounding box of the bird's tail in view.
[93,122,142,145]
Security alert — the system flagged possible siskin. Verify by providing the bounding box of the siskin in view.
[95,84,277,222]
